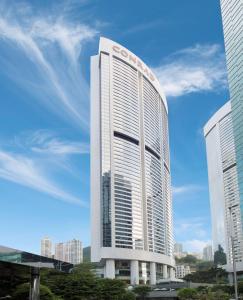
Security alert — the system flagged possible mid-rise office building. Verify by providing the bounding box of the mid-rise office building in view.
[204,101,243,269]
[91,37,174,284]
[203,245,213,261]
[41,237,52,258]
[65,239,83,265]
[220,0,243,216]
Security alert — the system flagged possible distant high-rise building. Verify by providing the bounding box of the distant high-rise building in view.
[55,242,66,261]
[203,245,213,261]
[41,237,52,258]
[91,37,174,284]
[174,243,183,255]
[204,101,243,268]
[65,239,83,265]
[220,0,243,220]
[174,243,187,258]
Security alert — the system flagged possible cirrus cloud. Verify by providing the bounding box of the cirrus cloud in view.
[153,44,228,97]
[14,129,89,156]
[0,1,97,130]
[0,149,86,206]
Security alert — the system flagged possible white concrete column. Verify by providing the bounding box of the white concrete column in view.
[105,259,115,279]
[130,260,139,285]
[169,267,175,279]
[150,262,156,285]
[169,266,174,279]
[163,264,168,279]
[168,267,171,279]
[228,273,234,285]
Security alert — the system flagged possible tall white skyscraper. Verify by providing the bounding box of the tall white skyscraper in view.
[41,237,52,258]
[204,101,243,269]
[65,239,83,265]
[91,37,174,285]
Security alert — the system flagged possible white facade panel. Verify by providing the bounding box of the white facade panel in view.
[91,37,174,284]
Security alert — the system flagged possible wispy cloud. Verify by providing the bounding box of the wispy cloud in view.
[0,1,97,129]
[124,19,165,35]
[172,184,205,196]
[174,217,209,240]
[14,130,89,155]
[153,44,227,97]
[0,149,86,206]
[183,239,212,253]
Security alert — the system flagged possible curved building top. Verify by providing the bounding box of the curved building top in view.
[99,37,168,112]
[204,101,231,137]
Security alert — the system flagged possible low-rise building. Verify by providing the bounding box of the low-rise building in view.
[175,265,191,279]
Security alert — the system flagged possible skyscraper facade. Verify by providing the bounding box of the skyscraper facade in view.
[65,239,83,265]
[41,237,52,258]
[204,101,243,267]
[91,37,174,285]
[55,242,66,261]
[220,0,243,224]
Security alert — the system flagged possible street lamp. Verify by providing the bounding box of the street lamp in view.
[228,204,239,300]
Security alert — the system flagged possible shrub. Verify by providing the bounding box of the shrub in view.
[177,288,198,300]
[13,283,56,300]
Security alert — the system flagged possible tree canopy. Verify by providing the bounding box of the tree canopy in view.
[133,285,151,300]
[214,245,227,266]
[183,267,227,284]
[41,262,137,300]
[176,255,198,265]
[177,288,198,300]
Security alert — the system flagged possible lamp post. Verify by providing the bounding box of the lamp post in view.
[228,204,239,300]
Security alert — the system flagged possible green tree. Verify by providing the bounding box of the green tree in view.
[121,291,136,300]
[211,284,233,294]
[96,278,127,300]
[238,280,243,294]
[133,285,151,300]
[214,245,227,266]
[41,263,98,299]
[183,267,227,284]
[41,263,132,300]
[12,283,56,300]
[208,290,230,300]
[196,261,214,271]
[176,255,198,266]
[177,288,198,300]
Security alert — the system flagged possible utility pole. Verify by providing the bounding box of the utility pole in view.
[229,204,239,300]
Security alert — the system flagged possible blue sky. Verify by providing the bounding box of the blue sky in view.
[0,0,229,255]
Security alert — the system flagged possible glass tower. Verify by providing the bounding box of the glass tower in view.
[204,101,243,266]
[220,0,243,220]
[90,37,174,285]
